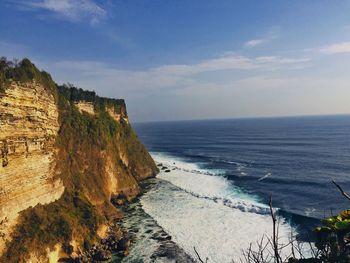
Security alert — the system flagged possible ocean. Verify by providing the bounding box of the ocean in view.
[121,115,350,262]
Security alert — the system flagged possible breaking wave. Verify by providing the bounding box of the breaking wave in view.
[140,152,295,262]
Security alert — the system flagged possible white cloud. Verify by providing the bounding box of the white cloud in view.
[103,30,134,48]
[46,53,310,97]
[244,28,280,48]
[319,42,350,54]
[244,39,265,47]
[153,55,310,77]
[16,53,348,122]
[13,0,106,24]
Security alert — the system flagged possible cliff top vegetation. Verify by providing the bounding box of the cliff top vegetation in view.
[0,57,157,262]
[0,57,56,96]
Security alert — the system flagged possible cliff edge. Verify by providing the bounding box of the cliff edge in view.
[0,58,158,262]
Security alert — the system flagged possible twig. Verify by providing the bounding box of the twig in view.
[332,180,350,202]
[269,195,281,263]
[290,227,296,259]
[194,246,208,263]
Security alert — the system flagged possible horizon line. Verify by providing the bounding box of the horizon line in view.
[132,113,350,124]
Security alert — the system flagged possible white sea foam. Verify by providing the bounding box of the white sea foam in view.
[153,152,269,214]
[141,152,295,262]
[152,152,225,176]
[240,171,247,176]
[258,172,271,181]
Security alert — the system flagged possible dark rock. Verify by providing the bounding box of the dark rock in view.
[150,241,195,262]
[111,192,128,207]
[62,242,74,255]
[117,237,131,253]
[58,257,81,263]
[92,249,112,261]
[165,169,171,173]
[151,233,172,241]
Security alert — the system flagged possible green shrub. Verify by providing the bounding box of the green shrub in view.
[0,57,56,96]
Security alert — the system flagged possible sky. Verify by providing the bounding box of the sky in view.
[0,0,350,122]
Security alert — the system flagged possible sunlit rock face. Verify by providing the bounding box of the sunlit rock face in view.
[0,77,158,261]
[74,101,95,115]
[0,81,64,252]
[106,105,129,123]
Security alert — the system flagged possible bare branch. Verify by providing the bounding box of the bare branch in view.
[193,246,208,263]
[332,180,350,202]
[269,195,282,263]
[290,228,296,259]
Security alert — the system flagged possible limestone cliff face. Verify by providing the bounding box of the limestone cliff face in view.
[0,81,64,254]
[106,105,129,123]
[74,101,95,116]
[55,84,157,201]
[0,59,158,263]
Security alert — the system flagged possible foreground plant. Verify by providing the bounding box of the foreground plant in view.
[193,181,350,263]
[276,181,350,263]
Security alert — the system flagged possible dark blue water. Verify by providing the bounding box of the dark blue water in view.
[133,115,350,229]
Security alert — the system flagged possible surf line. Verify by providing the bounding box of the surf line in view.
[158,177,270,215]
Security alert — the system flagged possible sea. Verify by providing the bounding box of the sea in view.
[118,115,350,263]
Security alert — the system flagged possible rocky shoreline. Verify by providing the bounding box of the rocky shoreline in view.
[116,178,195,263]
[55,220,130,262]
[57,176,194,263]
[76,223,130,262]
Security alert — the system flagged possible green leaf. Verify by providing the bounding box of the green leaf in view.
[334,220,350,230]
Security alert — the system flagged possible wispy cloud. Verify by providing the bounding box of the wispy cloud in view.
[244,39,265,48]
[12,0,107,25]
[48,53,311,95]
[319,42,350,54]
[244,27,280,48]
[103,30,134,48]
[45,55,348,122]
[154,55,310,76]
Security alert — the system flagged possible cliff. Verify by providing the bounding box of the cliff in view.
[0,58,158,262]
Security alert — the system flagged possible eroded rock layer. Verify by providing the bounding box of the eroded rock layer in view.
[74,101,95,115]
[107,106,129,123]
[0,59,158,262]
[0,81,64,252]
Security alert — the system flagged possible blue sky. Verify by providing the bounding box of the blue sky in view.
[1,0,350,122]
